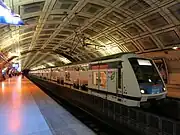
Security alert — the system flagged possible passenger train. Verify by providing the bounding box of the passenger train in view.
[30,53,167,107]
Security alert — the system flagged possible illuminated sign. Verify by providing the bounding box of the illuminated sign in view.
[137,59,152,66]
[0,0,24,25]
[91,64,108,70]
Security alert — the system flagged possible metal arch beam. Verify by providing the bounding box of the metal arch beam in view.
[20,49,77,62]
[11,46,84,63]
[24,51,41,69]
[13,54,35,62]
[28,0,57,51]
[30,58,57,70]
[2,0,143,68]
[27,52,73,69]
[21,53,32,69]
[41,0,87,50]
[52,50,76,62]
[21,0,57,68]
[52,0,120,51]
[0,50,78,69]
[25,52,50,69]
[49,54,64,64]
[28,55,57,69]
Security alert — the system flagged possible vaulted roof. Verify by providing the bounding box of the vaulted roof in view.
[1,0,180,69]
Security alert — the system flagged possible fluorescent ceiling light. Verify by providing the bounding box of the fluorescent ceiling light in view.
[59,56,71,64]
[172,46,178,50]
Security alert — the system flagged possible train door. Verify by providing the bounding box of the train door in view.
[107,69,117,94]
[117,62,123,95]
[106,61,122,95]
[89,69,99,90]
[88,62,101,90]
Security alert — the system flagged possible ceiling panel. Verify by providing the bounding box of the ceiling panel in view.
[156,30,180,47]
[142,12,169,30]
[137,36,158,50]
[53,0,77,10]
[123,23,144,36]
[103,11,127,24]
[168,3,180,21]
[20,2,45,14]
[80,3,104,15]
[120,0,150,14]
[123,42,139,52]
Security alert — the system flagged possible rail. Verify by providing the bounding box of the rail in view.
[28,75,180,135]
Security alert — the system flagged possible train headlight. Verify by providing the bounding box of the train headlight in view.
[163,87,166,91]
[140,89,145,94]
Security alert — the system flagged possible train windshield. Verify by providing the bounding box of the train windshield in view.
[129,58,163,84]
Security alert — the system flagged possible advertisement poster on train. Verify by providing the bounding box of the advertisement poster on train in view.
[153,58,168,84]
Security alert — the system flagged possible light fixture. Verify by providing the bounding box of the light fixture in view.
[148,79,152,83]
[31,65,46,70]
[140,89,145,94]
[58,56,71,64]
[0,0,24,25]
[47,62,55,67]
[172,46,178,50]
[8,52,19,57]
[163,87,166,91]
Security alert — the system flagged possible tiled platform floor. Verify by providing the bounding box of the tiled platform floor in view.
[0,76,96,135]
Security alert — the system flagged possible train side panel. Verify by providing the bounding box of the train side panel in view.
[79,71,88,87]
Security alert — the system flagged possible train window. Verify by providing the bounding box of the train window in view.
[129,58,163,85]
[92,71,107,88]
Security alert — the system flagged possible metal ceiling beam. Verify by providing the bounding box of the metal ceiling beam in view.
[25,52,50,69]
[24,51,40,69]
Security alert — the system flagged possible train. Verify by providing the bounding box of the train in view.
[30,53,167,107]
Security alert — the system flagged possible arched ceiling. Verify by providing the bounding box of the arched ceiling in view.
[1,0,180,69]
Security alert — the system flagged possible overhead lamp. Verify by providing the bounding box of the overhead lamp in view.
[31,65,46,70]
[0,0,24,25]
[172,46,178,50]
[47,62,55,67]
[59,56,71,64]
[8,52,19,57]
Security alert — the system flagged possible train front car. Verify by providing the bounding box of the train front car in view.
[127,57,167,106]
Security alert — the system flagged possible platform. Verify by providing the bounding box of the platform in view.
[0,76,96,135]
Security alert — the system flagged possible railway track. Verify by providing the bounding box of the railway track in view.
[28,75,180,135]
[141,97,180,121]
[32,76,180,121]
[30,77,126,135]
